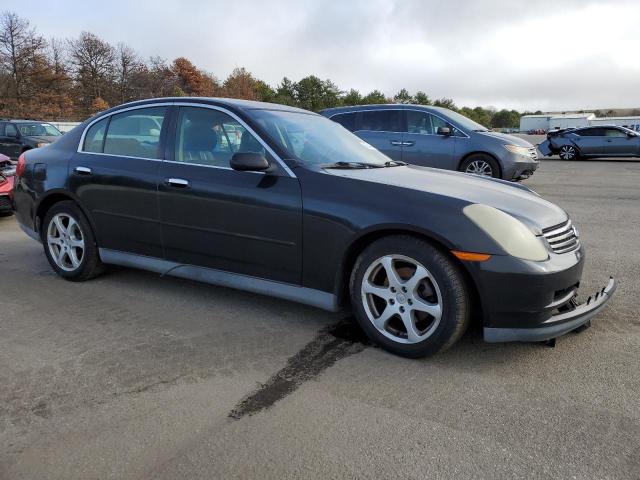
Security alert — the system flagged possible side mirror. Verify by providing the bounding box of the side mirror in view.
[230,152,270,172]
[437,126,452,136]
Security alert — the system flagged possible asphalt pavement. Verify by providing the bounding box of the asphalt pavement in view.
[0,157,639,479]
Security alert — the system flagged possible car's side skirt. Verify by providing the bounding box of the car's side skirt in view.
[98,248,341,312]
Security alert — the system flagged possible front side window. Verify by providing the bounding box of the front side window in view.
[252,109,392,166]
[604,128,627,137]
[331,113,357,132]
[83,117,108,153]
[175,107,265,168]
[103,107,167,159]
[5,124,18,137]
[359,110,403,132]
[406,111,451,135]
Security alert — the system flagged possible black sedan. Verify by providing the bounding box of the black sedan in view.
[538,125,640,160]
[12,98,616,357]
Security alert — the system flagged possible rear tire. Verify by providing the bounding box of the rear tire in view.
[558,145,579,160]
[459,154,501,178]
[42,201,105,281]
[350,235,470,358]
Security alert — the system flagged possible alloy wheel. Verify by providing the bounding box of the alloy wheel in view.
[559,146,576,160]
[361,254,442,344]
[465,160,493,176]
[47,213,85,271]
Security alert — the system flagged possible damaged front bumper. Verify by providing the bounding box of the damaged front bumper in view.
[537,140,553,157]
[484,277,616,343]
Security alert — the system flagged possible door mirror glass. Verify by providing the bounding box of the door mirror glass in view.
[437,126,452,136]
[230,152,270,172]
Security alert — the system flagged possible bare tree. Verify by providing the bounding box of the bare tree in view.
[115,42,140,103]
[67,31,115,106]
[0,11,46,102]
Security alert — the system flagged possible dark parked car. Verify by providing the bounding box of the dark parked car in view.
[320,105,539,180]
[0,119,63,160]
[12,98,615,357]
[538,125,640,160]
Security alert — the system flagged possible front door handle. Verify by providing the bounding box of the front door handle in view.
[166,178,190,188]
[402,141,415,147]
[74,166,92,175]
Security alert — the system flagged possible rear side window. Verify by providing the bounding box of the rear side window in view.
[83,117,108,153]
[5,123,18,137]
[103,107,167,159]
[331,113,357,132]
[575,128,604,137]
[359,110,403,132]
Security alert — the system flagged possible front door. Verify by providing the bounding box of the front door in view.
[354,109,404,161]
[402,111,456,169]
[68,105,168,257]
[158,106,303,285]
[602,127,640,156]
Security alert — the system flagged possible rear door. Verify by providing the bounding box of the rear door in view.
[158,105,303,284]
[402,110,456,169]
[353,109,404,161]
[572,128,605,155]
[69,105,169,257]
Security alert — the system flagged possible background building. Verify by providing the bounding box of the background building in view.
[519,112,640,132]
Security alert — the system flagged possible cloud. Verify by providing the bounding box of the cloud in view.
[7,0,640,110]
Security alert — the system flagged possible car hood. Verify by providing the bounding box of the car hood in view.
[25,135,59,143]
[476,131,533,147]
[327,165,567,234]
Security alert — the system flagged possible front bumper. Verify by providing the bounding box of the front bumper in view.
[484,277,616,342]
[502,154,539,180]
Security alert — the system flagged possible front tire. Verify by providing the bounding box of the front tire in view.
[42,201,104,281]
[350,236,470,358]
[460,154,500,178]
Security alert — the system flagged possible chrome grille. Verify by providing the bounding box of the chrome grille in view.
[542,220,580,254]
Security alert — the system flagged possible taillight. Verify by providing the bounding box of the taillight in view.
[16,152,26,177]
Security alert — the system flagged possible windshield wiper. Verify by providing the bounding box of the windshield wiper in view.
[384,160,406,167]
[323,161,384,169]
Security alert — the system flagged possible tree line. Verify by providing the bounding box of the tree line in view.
[0,11,539,127]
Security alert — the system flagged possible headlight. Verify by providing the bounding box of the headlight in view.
[504,144,531,156]
[36,142,49,148]
[463,204,548,261]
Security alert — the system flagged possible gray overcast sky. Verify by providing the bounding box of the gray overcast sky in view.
[5,0,640,110]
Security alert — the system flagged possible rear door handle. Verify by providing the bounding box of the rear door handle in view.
[74,166,92,175]
[390,140,403,146]
[166,178,190,188]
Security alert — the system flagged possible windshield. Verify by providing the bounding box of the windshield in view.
[250,109,392,166]
[437,109,488,132]
[17,123,62,137]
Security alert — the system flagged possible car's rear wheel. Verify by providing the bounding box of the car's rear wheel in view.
[559,145,578,160]
[460,154,500,178]
[350,235,470,358]
[42,201,104,281]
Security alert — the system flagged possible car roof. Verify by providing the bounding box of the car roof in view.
[319,104,452,116]
[5,119,53,123]
[100,97,316,116]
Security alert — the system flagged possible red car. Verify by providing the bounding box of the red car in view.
[0,153,14,215]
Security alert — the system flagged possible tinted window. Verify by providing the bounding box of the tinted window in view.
[575,128,604,137]
[16,123,61,136]
[83,117,108,153]
[103,107,167,159]
[5,123,18,137]
[331,113,357,132]
[175,107,265,168]
[359,110,403,132]
[604,128,627,137]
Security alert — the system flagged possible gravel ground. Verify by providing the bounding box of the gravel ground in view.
[0,158,638,479]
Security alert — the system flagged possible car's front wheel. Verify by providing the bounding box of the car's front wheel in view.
[558,145,578,160]
[42,201,104,281]
[460,154,500,178]
[350,236,470,358]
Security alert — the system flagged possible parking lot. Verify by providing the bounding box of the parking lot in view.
[0,157,639,479]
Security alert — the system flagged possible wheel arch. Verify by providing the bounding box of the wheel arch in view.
[336,226,484,322]
[35,190,98,241]
[457,151,502,177]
